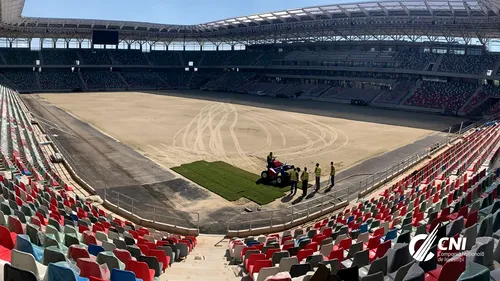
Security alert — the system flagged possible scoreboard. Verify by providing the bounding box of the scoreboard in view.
[92,30,119,45]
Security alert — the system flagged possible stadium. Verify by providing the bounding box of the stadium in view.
[0,0,499,280]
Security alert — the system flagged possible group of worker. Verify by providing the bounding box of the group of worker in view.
[266,152,336,197]
[288,162,335,197]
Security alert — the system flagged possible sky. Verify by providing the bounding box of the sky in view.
[23,0,361,25]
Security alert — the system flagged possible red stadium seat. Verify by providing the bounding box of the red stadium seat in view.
[245,253,265,272]
[126,260,155,281]
[113,249,134,264]
[249,259,272,280]
[0,226,16,250]
[149,249,170,270]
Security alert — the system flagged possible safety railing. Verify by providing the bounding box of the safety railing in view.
[226,186,350,231]
[144,204,200,231]
[102,187,200,231]
[357,122,479,198]
[357,145,437,195]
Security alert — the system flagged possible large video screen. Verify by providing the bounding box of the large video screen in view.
[92,30,119,45]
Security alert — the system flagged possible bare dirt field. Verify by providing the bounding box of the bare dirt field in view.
[27,90,465,233]
[39,91,460,179]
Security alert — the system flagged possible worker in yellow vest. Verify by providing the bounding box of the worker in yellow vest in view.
[330,161,336,189]
[301,167,309,197]
[289,167,298,196]
[314,163,322,192]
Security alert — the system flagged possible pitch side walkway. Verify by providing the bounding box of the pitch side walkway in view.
[327,131,450,201]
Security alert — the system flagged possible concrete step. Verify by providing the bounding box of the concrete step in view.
[159,235,242,281]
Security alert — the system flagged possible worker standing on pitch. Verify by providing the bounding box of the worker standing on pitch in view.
[314,163,322,192]
[329,161,336,189]
[289,167,298,196]
[301,167,309,197]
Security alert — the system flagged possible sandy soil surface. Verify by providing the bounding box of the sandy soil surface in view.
[39,91,457,177]
[27,90,464,233]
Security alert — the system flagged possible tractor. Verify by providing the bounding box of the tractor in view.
[260,158,294,186]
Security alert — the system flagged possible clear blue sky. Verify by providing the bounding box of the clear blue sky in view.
[23,0,360,24]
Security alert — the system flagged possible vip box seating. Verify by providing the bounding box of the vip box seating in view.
[109,50,149,66]
[227,122,500,281]
[393,52,440,71]
[78,50,113,65]
[202,72,256,92]
[0,85,197,280]
[439,55,498,75]
[156,72,192,88]
[81,72,127,90]
[120,72,168,89]
[41,50,79,66]
[0,49,40,65]
[147,51,182,66]
[200,51,235,66]
[39,72,84,90]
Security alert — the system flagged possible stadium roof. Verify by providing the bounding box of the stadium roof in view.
[1,0,500,44]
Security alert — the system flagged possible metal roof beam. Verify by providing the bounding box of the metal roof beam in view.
[377,3,390,15]
[318,7,333,18]
[357,4,370,16]
[399,2,411,15]
[302,9,317,20]
[448,2,455,16]
[478,0,500,15]
[270,13,287,23]
[477,0,492,14]
[424,1,434,16]
[337,5,351,17]
[463,1,472,16]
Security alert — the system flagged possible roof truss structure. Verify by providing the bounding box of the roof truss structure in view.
[0,0,500,43]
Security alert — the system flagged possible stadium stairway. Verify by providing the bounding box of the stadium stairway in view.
[458,86,483,115]
[431,55,444,72]
[159,235,241,281]
[399,80,423,105]
[492,58,500,77]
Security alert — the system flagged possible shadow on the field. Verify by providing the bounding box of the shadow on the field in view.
[255,178,265,185]
[306,191,318,200]
[281,194,294,203]
[291,196,306,205]
[324,186,333,193]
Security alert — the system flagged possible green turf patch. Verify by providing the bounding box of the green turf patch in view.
[172,160,287,205]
